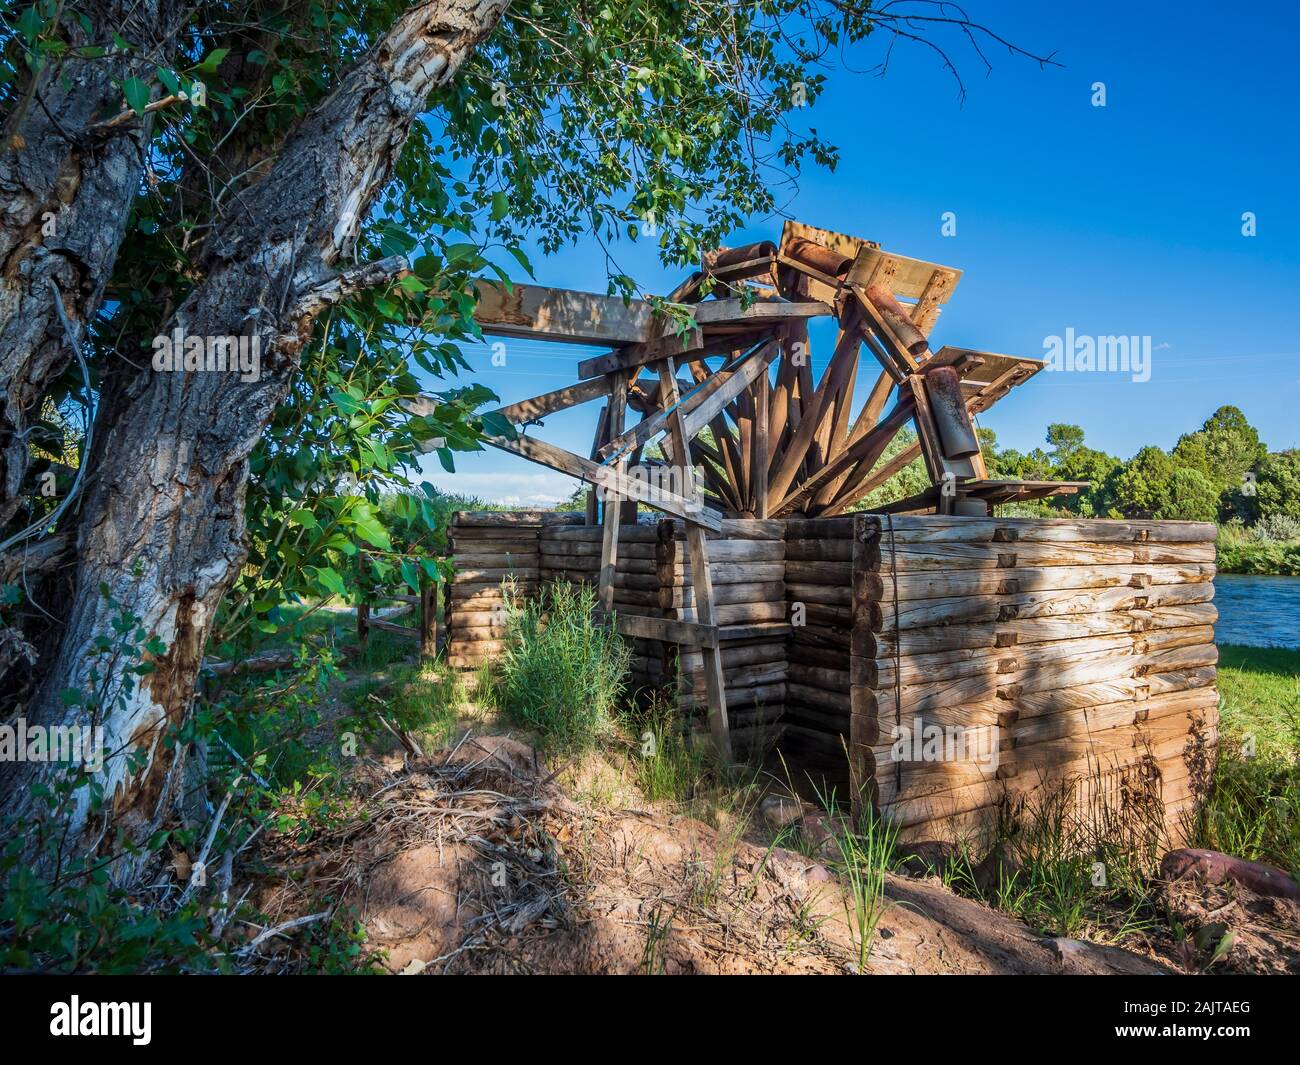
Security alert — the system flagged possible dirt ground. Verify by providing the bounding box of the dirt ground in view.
[253,733,1234,975]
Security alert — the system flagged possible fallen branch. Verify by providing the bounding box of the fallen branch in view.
[243,911,329,952]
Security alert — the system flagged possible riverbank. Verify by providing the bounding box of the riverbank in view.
[1215,524,1300,575]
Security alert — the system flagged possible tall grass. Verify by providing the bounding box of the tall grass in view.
[1192,645,1300,876]
[814,789,898,972]
[1192,751,1300,877]
[622,695,712,805]
[955,781,1163,942]
[497,581,631,753]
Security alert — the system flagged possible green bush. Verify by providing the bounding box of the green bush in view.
[1251,513,1300,543]
[1216,535,1300,576]
[498,581,631,753]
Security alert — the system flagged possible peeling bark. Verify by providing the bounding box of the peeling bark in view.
[0,0,511,881]
[0,2,179,527]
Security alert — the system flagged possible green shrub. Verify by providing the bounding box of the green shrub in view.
[498,581,631,752]
[1251,513,1300,543]
[1216,536,1300,575]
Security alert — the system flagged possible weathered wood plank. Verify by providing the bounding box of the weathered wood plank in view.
[474,281,653,344]
[492,377,612,426]
[608,612,718,649]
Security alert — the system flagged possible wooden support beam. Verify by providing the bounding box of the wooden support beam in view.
[754,364,770,519]
[419,580,438,661]
[586,403,610,524]
[656,367,732,761]
[597,340,766,462]
[474,280,653,344]
[578,326,703,380]
[681,340,780,440]
[577,300,819,380]
[682,357,748,511]
[487,431,723,530]
[606,612,719,649]
[690,298,832,327]
[492,376,612,426]
[598,372,630,611]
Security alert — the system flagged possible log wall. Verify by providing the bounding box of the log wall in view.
[444,510,583,669]
[662,519,788,757]
[443,510,1219,846]
[850,514,1219,846]
[782,518,857,796]
[446,512,789,757]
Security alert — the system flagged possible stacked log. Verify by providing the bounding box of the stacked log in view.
[658,519,788,755]
[540,519,672,696]
[443,509,1220,849]
[780,517,857,790]
[850,514,1220,846]
[444,511,583,669]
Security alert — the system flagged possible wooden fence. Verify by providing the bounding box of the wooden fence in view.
[355,550,439,660]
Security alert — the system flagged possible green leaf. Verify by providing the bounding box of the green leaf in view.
[17,7,42,44]
[122,77,151,116]
[313,566,347,598]
[506,245,534,277]
[354,519,392,551]
[400,560,420,595]
[196,47,230,74]
[490,191,509,221]
[157,67,181,96]
[479,410,516,440]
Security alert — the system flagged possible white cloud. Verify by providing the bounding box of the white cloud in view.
[420,467,581,506]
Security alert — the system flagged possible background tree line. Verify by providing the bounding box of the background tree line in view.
[855,404,1300,573]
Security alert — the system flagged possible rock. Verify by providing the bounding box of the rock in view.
[760,793,806,829]
[1161,848,1300,902]
[972,840,1022,896]
[798,812,841,860]
[1048,937,1089,963]
[805,863,833,885]
[895,840,962,879]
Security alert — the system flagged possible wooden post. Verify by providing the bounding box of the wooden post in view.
[419,577,438,661]
[598,372,629,612]
[754,363,770,519]
[356,601,370,653]
[656,360,732,761]
[586,403,609,526]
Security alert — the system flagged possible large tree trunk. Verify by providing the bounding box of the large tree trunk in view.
[0,0,511,878]
[0,2,180,528]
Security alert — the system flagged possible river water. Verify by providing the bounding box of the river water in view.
[1213,574,1300,649]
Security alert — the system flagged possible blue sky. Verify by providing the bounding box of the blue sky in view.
[419,0,1300,505]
